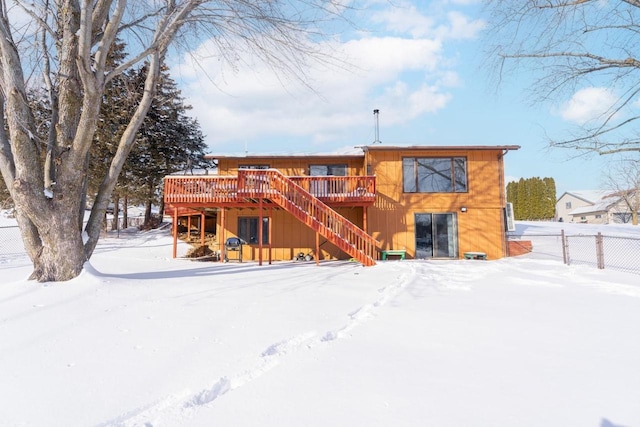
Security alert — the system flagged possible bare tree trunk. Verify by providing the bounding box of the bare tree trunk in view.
[111,194,120,231]
[144,198,153,226]
[1,0,348,281]
[158,193,166,224]
[123,196,128,229]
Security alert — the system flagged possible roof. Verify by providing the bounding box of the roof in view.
[558,190,612,204]
[205,144,520,160]
[169,168,217,176]
[568,193,622,216]
[362,144,520,152]
[205,153,365,160]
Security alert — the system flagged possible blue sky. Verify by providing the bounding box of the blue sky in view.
[169,0,614,196]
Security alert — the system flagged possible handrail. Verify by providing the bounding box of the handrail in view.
[164,172,380,266]
[238,169,379,266]
[164,176,239,204]
[289,176,376,202]
[163,175,376,205]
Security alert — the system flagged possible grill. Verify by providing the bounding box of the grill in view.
[224,237,243,262]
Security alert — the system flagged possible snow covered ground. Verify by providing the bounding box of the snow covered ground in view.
[1,217,640,427]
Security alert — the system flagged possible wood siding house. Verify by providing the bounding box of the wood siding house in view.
[164,145,519,265]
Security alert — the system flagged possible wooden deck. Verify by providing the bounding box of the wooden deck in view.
[164,170,379,266]
[164,173,376,208]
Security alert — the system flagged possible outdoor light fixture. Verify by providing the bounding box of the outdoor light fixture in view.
[460,207,467,212]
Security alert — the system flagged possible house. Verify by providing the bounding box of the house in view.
[163,145,520,264]
[556,190,633,224]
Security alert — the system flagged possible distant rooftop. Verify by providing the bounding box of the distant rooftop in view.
[561,190,613,204]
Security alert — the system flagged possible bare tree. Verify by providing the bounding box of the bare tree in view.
[485,0,640,155]
[603,159,640,225]
[0,0,351,282]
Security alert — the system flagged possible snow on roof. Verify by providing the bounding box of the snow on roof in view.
[205,144,519,160]
[568,193,620,215]
[168,168,217,176]
[562,190,613,204]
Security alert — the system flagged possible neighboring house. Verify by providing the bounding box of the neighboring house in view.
[556,190,633,224]
[164,145,520,264]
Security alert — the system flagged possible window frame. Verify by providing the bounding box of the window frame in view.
[239,164,270,170]
[309,164,347,176]
[238,216,269,245]
[402,157,468,193]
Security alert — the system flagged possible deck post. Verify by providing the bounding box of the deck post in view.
[268,207,273,265]
[220,208,226,263]
[363,206,368,233]
[200,212,205,247]
[258,199,263,266]
[315,232,320,266]
[172,208,178,258]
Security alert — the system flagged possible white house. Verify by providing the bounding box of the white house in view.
[556,190,633,224]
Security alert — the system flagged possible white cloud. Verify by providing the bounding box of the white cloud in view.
[370,1,484,40]
[371,4,435,38]
[439,11,486,40]
[170,1,482,151]
[174,34,454,148]
[559,87,617,125]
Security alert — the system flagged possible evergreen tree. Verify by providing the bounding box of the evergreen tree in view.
[543,177,557,219]
[507,177,557,220]
[87,39,137,230]
[126,63,212,226]
[86,47,212,229]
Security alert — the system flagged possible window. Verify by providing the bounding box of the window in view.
[415,213,458,258]
[595,214,602,219]
[239,164,269,169]
[238,217,269,244]
[565,202,572,209]
[403,157,467,193]
[309,164,347,195]
[309,164,347,176]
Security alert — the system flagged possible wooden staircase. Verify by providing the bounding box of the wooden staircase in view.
[237,169,380,266]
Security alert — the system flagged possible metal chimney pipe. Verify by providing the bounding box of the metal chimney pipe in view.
[373,109,381,144]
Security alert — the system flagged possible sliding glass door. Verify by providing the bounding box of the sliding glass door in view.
[415,213,458,259]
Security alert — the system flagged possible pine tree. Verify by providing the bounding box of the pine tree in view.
[87,39,137,230]
[543,177,557,219]
[126,63,212,226]
[507,177,557,220]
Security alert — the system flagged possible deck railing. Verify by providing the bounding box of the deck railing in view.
[289,175,375,203]
[164,176,239,205]
[164,171,379,265]
[237,169,379,266]
[164,174,376,205]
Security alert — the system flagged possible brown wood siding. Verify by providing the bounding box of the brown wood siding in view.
[217,157,365,176]
[217,206,363,262]
[367,149,507,260]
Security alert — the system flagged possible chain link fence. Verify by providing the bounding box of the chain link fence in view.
[509,231,640,275]
[0,225,27,262]
[1,216,149,262]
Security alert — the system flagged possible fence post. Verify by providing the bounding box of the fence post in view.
[561,229,568,265]
[596,232,605,269]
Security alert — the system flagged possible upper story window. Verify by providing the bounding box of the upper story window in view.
[403,157,467,193]
[309,164,347,176]
[239,164,270,169]
[565,202,572,209]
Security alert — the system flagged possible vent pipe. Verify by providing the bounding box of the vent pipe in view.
[373,109,381,144]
